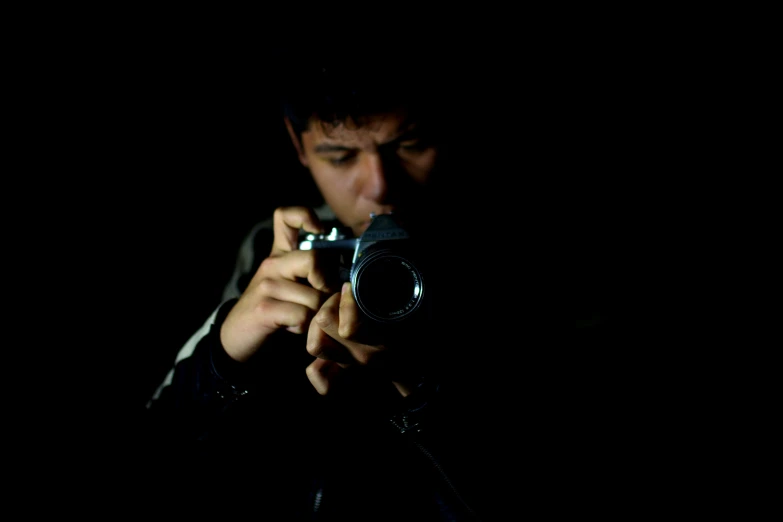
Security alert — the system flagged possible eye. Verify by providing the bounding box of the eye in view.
[327,152,357,166]
[399,139,429,152]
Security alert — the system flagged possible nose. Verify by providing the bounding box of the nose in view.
[359,152,389,202]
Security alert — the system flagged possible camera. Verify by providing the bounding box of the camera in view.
[298,213,427,325]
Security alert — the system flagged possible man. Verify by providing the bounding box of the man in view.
[144,55,501,520]
[142,47,650,520]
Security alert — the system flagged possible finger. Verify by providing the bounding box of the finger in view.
[253,277,325,313]
[256,252,334,293]
[314,292,380,367]
[305,358,344,395]
[220,295,318,361]
[306,296,355,365]
[248,296,318,337]
[271,206,323,255]
[337,282,361,339]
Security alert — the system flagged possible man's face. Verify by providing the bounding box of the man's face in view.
[294,111,439,237]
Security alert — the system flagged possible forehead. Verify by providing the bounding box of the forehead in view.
[305,112,414,146]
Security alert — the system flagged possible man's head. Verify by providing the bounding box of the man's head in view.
[277,56,451,237]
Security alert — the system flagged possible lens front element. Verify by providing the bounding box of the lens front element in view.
[351,250,423,323]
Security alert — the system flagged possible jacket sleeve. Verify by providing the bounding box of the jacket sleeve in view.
[143,217,276,441]
[142,205,336,443]
[144,297,253,441]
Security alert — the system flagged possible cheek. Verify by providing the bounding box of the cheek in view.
[310,164,360,197]
[408,149,439,182]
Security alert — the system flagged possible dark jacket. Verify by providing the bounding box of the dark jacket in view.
[143,204,644,521]
[144,204,508,521]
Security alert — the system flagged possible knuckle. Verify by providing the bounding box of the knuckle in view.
[304,291,322,312]
[307,270,327,291]
[258,257,277,274]
[313,311,334,330]
[288,305,312,331]
[354,351,372,366]
[256,277,276,295]
[273,206,289,221]
[305,363,321,382]
[254,296,276,316]
[337,324,354,339]
[305,341,320,357]
[290,319,308,335]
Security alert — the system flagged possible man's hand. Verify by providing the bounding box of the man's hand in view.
[305,282,420,397]
[220,206,337,362]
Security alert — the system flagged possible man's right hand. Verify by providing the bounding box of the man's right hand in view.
[220,206,338,363]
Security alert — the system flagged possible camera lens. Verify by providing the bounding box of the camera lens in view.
[352,250,423,323]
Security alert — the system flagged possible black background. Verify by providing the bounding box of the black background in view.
[40,38,325,436]
[27,24,691,448]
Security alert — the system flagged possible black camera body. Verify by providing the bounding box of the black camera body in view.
[298,213,427,325]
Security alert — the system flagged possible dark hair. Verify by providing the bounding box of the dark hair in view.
[274,49,449,137]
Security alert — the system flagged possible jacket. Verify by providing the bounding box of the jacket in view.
[144,204,501,521]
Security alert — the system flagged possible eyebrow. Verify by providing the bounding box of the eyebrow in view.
[312,125,422,155]
[313,144,355,154]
